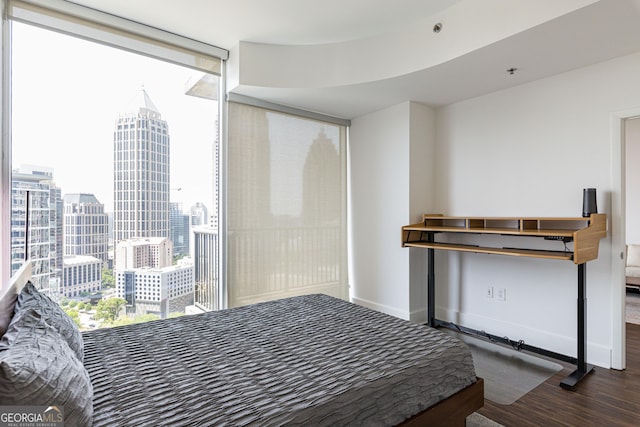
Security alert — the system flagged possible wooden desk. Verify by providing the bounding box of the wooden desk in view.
[401,213,607,390]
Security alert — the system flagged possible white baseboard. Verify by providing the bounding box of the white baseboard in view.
[351,297,429,324]
[351,297,409,320]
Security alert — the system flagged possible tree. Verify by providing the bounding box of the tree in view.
[95,298,126,322]
[102,268,115,288]
[64,308,81,328]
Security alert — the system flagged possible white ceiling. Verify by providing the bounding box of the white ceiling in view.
[72,0,462,47]
[71,0,640,119]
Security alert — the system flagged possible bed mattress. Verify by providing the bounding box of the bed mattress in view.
[82,294,476,426]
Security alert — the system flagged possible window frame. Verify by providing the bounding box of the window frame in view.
[0,0,227,288]
[0,0,351,312]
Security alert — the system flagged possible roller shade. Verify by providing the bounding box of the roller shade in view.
[7,0,227,74]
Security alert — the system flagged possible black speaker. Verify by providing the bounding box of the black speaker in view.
[582,188,597,217]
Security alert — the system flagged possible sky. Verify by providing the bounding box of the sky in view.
[11,22,218,214]
[11,21,344,219]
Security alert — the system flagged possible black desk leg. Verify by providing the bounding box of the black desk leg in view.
[427,246,435,327]
[560,262,594,390]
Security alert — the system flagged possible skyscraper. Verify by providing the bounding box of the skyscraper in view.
[63,193,109,265]
[11,165,62,294]
[302,130,341,226]
[49,183,63,290]
[192,225,218,311]
[170,202,189,257]
[113,88,170,250]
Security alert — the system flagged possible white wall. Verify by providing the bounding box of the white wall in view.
[435,51,640,368]
[409,103,436,319]
[349,102,435,321]
[626,117,640,244]
[351,51,640,368]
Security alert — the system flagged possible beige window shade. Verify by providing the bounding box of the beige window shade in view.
[227,101,349,307]
[7,0,227,74]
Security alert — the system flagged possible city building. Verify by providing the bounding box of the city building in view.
[302,130,341,226]
[49,184,63,293]
[115,236,193,317]
[211,122,219,229]
[184,74,218,230]
[62,255,102,297]
[116,258,194,318]
[112,88,170,249]
[11,165,62,294]
[191,225,218,312]
[115,237,173,270]
[170,202,189,257]
[63,193,109,266]
[189,202,208,227]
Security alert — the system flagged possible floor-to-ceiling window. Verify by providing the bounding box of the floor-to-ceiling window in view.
[2,0,224,328]
[226,99,349,308]
[1,1,350,327]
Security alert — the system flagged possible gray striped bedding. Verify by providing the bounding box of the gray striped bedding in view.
[82,294,476,426]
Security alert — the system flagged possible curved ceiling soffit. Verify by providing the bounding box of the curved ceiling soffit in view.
[231,0,599,91]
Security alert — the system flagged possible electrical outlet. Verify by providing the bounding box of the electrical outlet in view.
[496,287,506,301]
[485,286,494,298]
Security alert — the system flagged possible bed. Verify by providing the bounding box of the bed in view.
[1,269,482,426]
[626,244,640,290]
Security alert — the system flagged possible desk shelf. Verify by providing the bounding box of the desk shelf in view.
[401,213,608,390]
[402,213,606,264]
[403,241,574,261]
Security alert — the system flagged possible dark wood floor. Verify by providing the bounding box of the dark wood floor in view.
[478,323,640,426]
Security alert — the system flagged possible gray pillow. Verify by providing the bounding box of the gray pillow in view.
[16,282,84,361]
[0,307,93,426]
[0,261,32,337]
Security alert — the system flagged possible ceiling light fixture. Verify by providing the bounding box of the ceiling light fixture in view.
[433,23,442,33]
